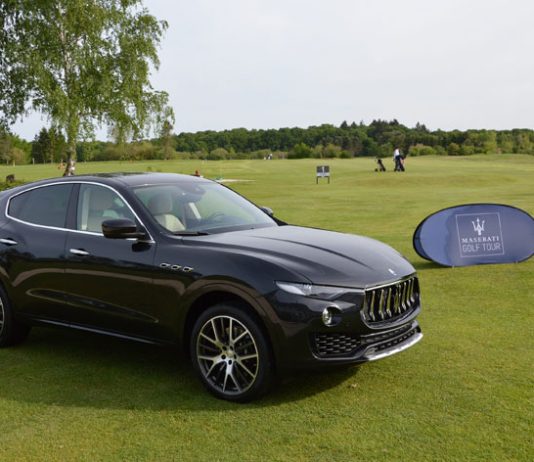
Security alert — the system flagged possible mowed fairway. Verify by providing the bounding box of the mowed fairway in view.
[0,155,532,461]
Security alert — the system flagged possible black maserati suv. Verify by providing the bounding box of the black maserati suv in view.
[0,173,422,401]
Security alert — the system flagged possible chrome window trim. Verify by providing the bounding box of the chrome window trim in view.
[5,181,155,243]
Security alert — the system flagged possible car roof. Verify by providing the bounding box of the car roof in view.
[11,172,213,192]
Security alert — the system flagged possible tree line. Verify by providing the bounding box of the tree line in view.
[171,120,534,159]
[1,120,533,165]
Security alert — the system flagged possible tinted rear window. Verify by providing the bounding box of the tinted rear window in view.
[9,184,73,228]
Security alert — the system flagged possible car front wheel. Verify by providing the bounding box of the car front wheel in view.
[190,304,274,402]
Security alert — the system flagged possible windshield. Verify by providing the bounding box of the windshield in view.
[133,181,277,234]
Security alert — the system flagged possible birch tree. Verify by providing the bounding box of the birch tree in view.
[0,0,172,174]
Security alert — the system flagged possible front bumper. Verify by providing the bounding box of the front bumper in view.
[366,327,423,362]
[265,281,423,369]
[311,320,422,364]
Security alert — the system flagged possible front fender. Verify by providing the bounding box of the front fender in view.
[178,278,285,363]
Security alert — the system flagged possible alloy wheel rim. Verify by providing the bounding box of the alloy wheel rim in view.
[196,315,259,395]
[0,299,4,336]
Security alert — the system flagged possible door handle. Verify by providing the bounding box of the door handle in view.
[0,238,18,246]
[69,248,90,256]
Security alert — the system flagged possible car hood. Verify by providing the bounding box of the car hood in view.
[187,225,415,288]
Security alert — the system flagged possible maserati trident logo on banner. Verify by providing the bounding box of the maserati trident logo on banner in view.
[456,212,504,259]
[471,218,485,236]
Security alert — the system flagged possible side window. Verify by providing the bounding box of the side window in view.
[9,184,73,228]
[77,184,135,233]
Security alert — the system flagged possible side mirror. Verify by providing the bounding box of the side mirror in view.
[259,206,274,217]
[102,219,147,240]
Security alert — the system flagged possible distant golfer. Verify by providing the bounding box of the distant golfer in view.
[393,147,405,172]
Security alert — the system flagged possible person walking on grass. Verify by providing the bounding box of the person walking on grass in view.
[393,147,405,172]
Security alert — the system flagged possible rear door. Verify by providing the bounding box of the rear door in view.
[0,183,74,320]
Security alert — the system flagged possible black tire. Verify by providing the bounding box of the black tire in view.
[190,304,274,402]
[0,286,31,347]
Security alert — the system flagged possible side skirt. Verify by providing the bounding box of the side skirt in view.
[25,317,174,346]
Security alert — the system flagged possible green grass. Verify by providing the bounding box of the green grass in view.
[0,155,533,461]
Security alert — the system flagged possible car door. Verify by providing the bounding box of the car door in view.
[62,183,163,340]
[0,183,74,321]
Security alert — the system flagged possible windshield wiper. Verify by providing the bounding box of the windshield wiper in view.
[172,231,210,236]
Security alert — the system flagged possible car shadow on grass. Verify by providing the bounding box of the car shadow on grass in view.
[412,260,444,271]
[0,326,358,410]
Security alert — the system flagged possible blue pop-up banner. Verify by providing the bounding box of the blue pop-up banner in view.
[413,204,534,267]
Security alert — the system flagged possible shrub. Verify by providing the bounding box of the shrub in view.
[447,142,461,156]
[379,142,394,158]
[207,148,229,160]
[409,144,437,156]
[460,144,475,156]
[311,145,323,158]
[434,145,447,156]
[288,143,312,159]
[323,143,342,158]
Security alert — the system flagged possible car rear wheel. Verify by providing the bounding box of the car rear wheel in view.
[0,286,31,347]
[190,304,274,402]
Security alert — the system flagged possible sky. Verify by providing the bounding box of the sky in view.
[11,0,534,140]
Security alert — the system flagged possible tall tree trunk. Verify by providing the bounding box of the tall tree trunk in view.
[63,139,76,176]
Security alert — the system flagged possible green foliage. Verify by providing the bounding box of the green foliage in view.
[322,143,342,158]
[448,142,462,156]
[434,145,447,156]
[31,127,66,163]
[208,147,229,161]
[0,127,31,165]
[379,142,394,158]
[288,142,313,159]
[513,131,534,153]
[460,144,476,156]
[0,0,172,161]
[170,121,534,159]
[409,144,437,156]
[158,119,175,160]
[29,120,534,162]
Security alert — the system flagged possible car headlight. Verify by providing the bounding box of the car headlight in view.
[275,281,358,300]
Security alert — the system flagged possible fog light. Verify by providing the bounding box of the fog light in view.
[322,305,342,327]
[322,308,333,326]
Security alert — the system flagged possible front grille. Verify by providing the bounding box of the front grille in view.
[362,276,419,324]
[313,333,360,357]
